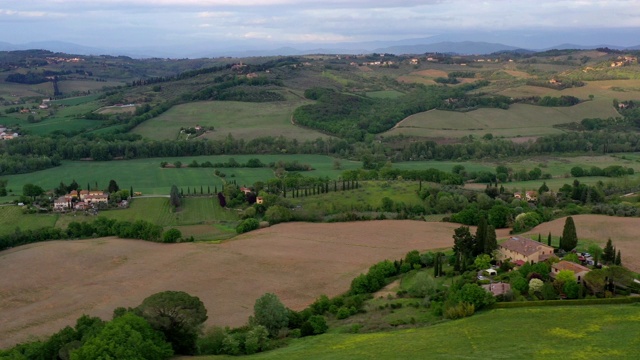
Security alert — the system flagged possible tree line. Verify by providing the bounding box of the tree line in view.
[0,217,188,252]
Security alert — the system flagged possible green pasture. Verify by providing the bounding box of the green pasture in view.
[57,80,123,94]
[366,90,404,99]
[51,93,102,106]
[291,181,422,215]
[131,97,328,141]
[2,155,360,195]
[189,304,640,359]
[0,81,51,99]
[0,206,58,236]
[385,102,620,139]
[499,79,640,103]
[53,197,238,230]
[20,117,104,135]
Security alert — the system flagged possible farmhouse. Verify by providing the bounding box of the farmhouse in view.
[256,196,264,204]
[84,193,108,204]
[498,236,555,265]
[240,187,252,195]
[551,260,590,283]
[54,196,72,211]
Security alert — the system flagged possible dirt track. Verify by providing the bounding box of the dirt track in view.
[0,220,477,348]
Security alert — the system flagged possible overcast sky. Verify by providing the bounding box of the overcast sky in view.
[1,0,639,52]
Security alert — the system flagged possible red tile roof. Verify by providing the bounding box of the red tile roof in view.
[500,236,553,257]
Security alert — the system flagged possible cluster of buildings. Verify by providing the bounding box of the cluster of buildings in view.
[0,125,19,140]
[45,56,84,64]
[482,236,591,296]
[53,190,110,211]
[611,56,637,67]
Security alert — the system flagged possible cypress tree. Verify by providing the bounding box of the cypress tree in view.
[561,216,578,252]
[484,225,498,255]
[547,232,552,247]
[433,253,439,277]
[474,217,487,256]
[538,233,541,242]
[208,185,210,194]
[187,187,190,195]
[130,186,133,197]
[615,250,622,266]
[200,185,203,195]
[603,238,615,263]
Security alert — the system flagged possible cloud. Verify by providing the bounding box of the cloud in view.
[0,9,55,18]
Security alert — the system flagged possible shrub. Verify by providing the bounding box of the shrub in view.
[444,302,475,319]
[236,218,260,234]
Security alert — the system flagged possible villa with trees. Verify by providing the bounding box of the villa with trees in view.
[497,236,555,266]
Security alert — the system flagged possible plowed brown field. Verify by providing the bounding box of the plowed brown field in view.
[0,220,492,348]
[524,215,640,272]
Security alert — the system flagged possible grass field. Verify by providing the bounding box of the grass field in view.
[498,80,640,103]
[188,304,640,359]
[385,102,620,139]
[0,206,58,236]
[291,181,423,215]
[366,90,405,99]
[2,155,361,195]
[51,94,102,106]
[57,80,124,94]
[131,97,329,141]
[54,197,239,228]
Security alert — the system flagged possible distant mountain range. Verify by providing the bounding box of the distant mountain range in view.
[1,37,639,59]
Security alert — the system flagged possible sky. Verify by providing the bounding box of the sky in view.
[1,0,639,55]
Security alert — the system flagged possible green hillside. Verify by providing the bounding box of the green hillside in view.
[189,304,640,359]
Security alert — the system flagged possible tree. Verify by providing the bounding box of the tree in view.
[615,250,622,266]
[584,269,607,295]
[547,232,552,247]
[529,278,544,293]
[236,218,260,234]
[563,280,581,299]
[265,205,292,224]
[560,216,578,252]
[474,254,491,271]
[408,272,438,298]
[23,183,44,201]
[170,185,181,208]
[301,315,327,337]
[452,226,474,272]
[137,291,208,355]
[588,244,603,267]
[71,313,173,360]
[107,179,119,193]
[484,225,497,255]
[538,182,549,194]
[603,238,615,264]
[163,228,182,243]
[253,293,289,337]
[455,283,495,310]
[474,217,487,256]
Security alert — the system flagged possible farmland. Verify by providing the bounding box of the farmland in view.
[385,102,620,139]
[1,154,362,196]
[0,206,58,236]
[0,220,469,348]
[525,215,640,272]
[189,304,640,359]
[131,96,328,141]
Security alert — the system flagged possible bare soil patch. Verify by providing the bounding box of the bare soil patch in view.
[0,220,470,348]
[523,215,640,272]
